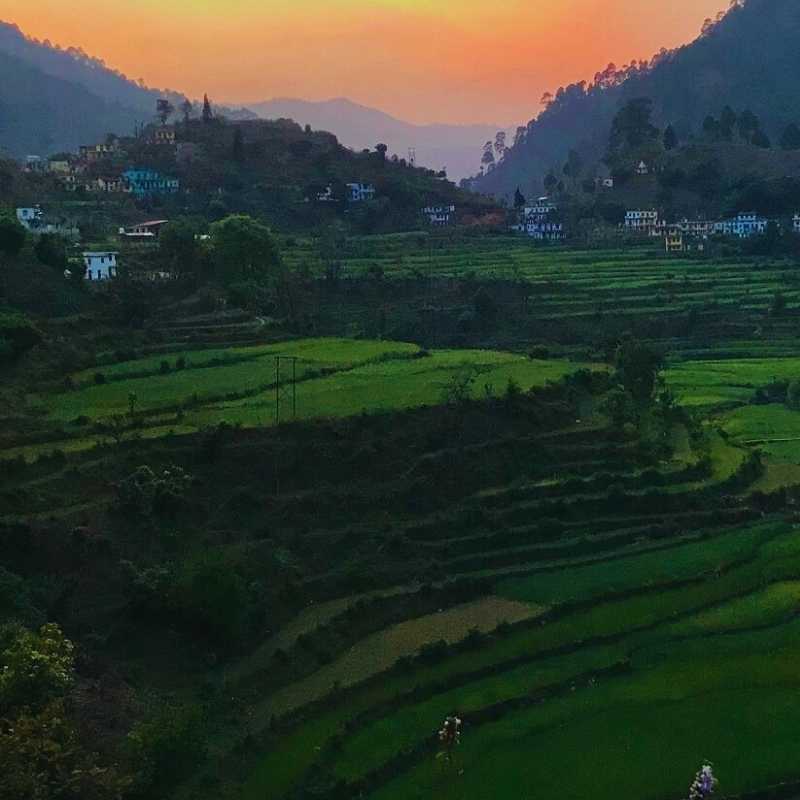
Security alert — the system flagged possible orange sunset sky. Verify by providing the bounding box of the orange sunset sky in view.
[2,0,729,125]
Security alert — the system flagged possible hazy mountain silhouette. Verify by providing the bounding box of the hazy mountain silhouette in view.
[475,0,800,198]
[0,50,146,157]
[250,97,511,181]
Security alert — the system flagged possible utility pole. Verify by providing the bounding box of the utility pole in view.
[274,355,298,425]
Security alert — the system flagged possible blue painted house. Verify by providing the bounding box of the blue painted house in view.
[123,169,180,198]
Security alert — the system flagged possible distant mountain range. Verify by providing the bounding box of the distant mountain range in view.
[474,0,800,198]
[0,19,506,180]
[241,98,510,181]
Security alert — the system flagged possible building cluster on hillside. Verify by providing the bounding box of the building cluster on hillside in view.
[23,132,180,197]
[15,206,80,239]
[15,203,178,284]
[314,183,377,204]
[422,205,456,226]
[346,183,376,202]
[622,209,788,252]
[510,198,565,241]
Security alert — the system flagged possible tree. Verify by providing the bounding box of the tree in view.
[780,123,800,150]
[702,115,721,141]
[771,291,787,316]
[209,215,281,284]
[513,125,526,148]
[159,218,201,276]
[615,340,664,402]
[786,380,800,410]
[180,98,194,125]
[494,131,507,160]
[481,141,495,170]
[473,287,497,327]
[232,127,244,163]
[0,309,42,361]
[0,700,130,800]
[608,98,659,156]
[663,124,678,151]
[544,172,558,195]
[202,94,213,123]
[156,98,174,126]
[737,109,760,142]
[34,234,68,270]
[719,106,737,140]
[563,149,583,180]
[127,703,206,793]
[0,623,74,713]
[375,143,388,163]
[752,128,771,149]
[0,213,26,256]
[513,186,526,209]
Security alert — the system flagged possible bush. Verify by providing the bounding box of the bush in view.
[93,372,106,385]
[529,345,550,360]
[116,465,194,516]
[0,623,74,714]
[160,360,171,375]
[170,554,250,647]
[0,309,42,362]
[787,379,800,410]
[127,703,206,793]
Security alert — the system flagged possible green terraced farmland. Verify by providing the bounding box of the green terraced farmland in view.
[7,338,596,461]
[241,517,800,800]
[667,357,800,408]
[286,237,800,328]
[234,387,782,800]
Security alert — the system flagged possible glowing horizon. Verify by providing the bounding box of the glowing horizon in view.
[1,0,729,126]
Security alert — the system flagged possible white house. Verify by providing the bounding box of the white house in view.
[792,214,800,234]
[316,186,336,203]
[83,252,118,281]
[16,207,44,230]
[346,183,376,202]
[676,219,716,238]
[119,220,169,241]
[636,161,649,176]
[524,198,558,217]
[624,210,662,236]
[517,200,564,240]
[24,155,45,173]
[714,213,768,238]
[524,220,565,241]
[422,205,455,226]
[17,206,79,239]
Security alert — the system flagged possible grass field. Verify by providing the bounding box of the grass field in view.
[666,358,800,408]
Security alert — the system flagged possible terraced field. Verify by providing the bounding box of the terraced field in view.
[665,357,800,486]
[8,238,800,800]
[285,236,800,328]
[5,338,595,461]
[209,400,789,800]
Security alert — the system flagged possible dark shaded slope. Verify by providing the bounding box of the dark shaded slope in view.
[0,51,141,157]
[476,0,800,198]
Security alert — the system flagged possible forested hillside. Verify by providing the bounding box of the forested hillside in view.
[0,21,184,113]
[0,20,188,157]
[0,50,143,157]
[475,0,800,198]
